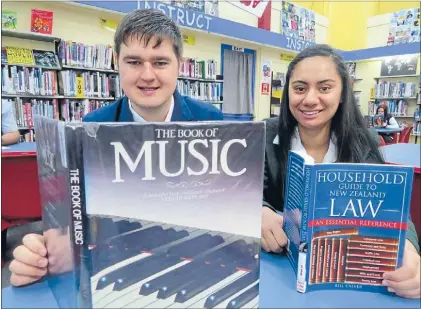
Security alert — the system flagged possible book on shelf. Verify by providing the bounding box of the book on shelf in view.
[177,79,222,102]
[58,70,120,98]
[368,99,409,116]
[283,151,414,294]
[2,65,57,96]
[179,57,217,80]
[57,40,115,70]
[33,116,265,308]
[374,81,416,98]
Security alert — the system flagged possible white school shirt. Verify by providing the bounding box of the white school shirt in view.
[274,127,338,163]
[128,96,174,122]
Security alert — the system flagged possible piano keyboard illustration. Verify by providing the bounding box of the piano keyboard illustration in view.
[85,216,260,309]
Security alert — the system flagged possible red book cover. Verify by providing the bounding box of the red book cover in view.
[30,9,53,34]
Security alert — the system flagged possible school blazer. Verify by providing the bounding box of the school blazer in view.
[82,90,223,122]
[262,117,420,252]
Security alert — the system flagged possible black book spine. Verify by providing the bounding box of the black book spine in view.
[65,125,92,308]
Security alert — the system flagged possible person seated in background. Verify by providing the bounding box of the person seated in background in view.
[375,105,400,143]
[7,8,223,287]
[1,100,20,146]
[261,44,420,299]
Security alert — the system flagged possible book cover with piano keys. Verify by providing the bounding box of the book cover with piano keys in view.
[282,151,414,294]
[33,116,265,309]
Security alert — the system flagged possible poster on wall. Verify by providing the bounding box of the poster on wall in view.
[281,1,315,42]
[2,10,17,29]
[226,0,270,18]
[387,7,420,45]
[380,55,418,76]
[30,9,53,34]
[170,0,219,16]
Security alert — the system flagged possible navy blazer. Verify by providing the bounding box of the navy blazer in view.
[82,90,223,122]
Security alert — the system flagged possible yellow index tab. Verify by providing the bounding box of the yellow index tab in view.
[182,34,196,46]
[76,76,84,98]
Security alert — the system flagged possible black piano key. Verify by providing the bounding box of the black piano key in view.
[226,283,259,309]
[139,260,202,296]
[112,254,181,291]
[93,227,189,277]
[157,262,216,299]
[139,233,225,296]
[174,264,238,303]
[166,233,225,257]
[204,271,257,309]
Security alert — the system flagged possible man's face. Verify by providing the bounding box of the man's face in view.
[118,36,180,110]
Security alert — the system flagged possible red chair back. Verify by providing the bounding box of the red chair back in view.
[378,135,386,146]
[398,126,413,143]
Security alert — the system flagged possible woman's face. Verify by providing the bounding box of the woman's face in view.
[288,56,343,131]
[378,108,385,115]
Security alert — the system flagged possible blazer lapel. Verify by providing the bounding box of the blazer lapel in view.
[118,97,134,122]
[171,90,194,121]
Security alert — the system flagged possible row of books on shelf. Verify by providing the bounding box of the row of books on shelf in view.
[57,70,121,98]
[57,40,115,71]
[4,97,111,130]
[374,81,416,98]
[179,57,218,80]
[176,79,222,102]
[368,100,409,116]
[2,65,57,96]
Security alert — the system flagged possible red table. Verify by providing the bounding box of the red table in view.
[1,142,41,231]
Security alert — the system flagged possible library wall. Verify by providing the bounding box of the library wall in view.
[1,1,122,49]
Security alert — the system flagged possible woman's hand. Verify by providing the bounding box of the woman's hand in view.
[382,239,420,299]
[261,207,288,253]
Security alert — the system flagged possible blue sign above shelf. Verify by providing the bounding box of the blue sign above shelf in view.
[73,0,420,60]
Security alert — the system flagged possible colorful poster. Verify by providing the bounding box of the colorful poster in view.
[30,9,53,34]
[2,10,17,29]
[281,1,315,42]
[227,0,269,18]
[170,0,219,17]
[387,7,420,45]
[262,60,271,83]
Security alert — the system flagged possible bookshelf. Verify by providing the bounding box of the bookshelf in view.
[2,31,224,141]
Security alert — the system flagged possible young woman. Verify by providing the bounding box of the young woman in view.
[376,104,400,143]
[262,44,420,299]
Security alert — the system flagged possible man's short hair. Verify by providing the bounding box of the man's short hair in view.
[114,9,183,58]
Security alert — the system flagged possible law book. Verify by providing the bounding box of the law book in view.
[283,151,414,294]
[33,115,265,308]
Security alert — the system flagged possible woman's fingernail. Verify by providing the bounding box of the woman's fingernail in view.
[39,248,47,256]
[388,287,396,293]
[382,280,389,286]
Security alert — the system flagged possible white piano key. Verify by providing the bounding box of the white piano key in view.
[91,252,153,284]
[172,270,248,309]
[122,291,160,308]
[92,284,115,307]
[213,280,259,309]
[95,260,191,308]
[242,296,259,309]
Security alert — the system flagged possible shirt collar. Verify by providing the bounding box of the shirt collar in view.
[273,127,338,163]
[128,96,174,122]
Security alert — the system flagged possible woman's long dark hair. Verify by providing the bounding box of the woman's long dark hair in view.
[376,104,392,123]
[276,44,384,202]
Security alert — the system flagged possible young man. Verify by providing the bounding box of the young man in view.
[8,8,223,287]
[83,9,223,123]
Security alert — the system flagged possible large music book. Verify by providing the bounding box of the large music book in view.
[283,151,414,294]
[33,115,265,308]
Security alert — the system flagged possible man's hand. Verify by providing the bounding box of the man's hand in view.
[9,234,48,286]
[261,207,288,253]
[382,239,420,299]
